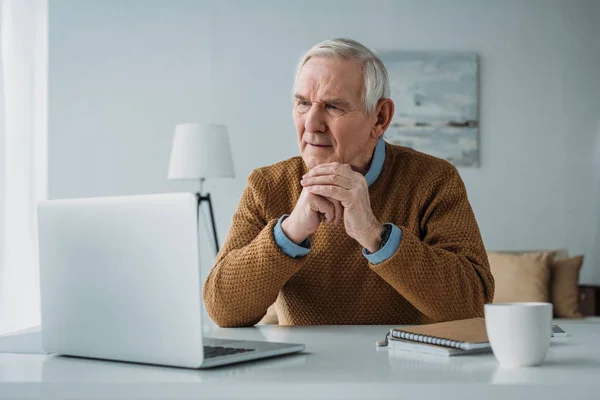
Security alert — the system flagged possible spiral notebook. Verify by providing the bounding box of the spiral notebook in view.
[387,337,492,357]
[390,317,490,351]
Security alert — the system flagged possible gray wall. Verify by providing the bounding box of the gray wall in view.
[49,0,600,284]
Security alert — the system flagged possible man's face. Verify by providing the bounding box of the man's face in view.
[293,57,378,171]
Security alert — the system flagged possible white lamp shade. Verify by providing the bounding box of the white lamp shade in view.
[168,123,235,180]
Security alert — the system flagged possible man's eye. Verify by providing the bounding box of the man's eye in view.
[326,104,338,110]
[299,101,311,106]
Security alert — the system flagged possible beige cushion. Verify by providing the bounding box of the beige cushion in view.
[488,251,554,303]
[257,303,279,325]
[551,255,584,318]
[492,249,569,259]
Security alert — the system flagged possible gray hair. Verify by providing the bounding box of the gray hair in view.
[294,38,390,114]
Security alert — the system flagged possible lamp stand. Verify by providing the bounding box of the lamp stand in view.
[196,190,220,256]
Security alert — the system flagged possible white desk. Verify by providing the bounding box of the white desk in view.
[1,321,599,399]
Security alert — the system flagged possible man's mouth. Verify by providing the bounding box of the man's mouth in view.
[308,143,332,148]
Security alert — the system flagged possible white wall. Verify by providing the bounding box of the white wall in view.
[49,0,600,284]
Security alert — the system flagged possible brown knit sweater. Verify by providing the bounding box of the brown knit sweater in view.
[203,142,494,327]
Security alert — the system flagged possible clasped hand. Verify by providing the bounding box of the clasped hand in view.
[281,162,383,253]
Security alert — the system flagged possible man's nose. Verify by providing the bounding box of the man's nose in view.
[304,105,327,133]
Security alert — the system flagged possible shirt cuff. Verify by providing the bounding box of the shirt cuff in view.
[362,223,402,264]
[274,215,311,258]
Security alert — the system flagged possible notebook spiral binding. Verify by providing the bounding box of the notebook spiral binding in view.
[391,330,465,350]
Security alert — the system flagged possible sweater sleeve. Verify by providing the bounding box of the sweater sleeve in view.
[369,167,494,323]
[203,170,304,327]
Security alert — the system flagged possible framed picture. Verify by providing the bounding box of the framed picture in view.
[378,51,479,167]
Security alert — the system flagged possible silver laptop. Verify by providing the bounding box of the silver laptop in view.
[37,193,304,369]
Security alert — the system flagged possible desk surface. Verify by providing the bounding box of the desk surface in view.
[1,320,599,399]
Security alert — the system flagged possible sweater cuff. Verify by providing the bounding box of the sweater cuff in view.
[274,215,311,258]
[362,223,402,264]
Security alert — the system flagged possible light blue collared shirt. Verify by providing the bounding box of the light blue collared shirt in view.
[274,138,402,264]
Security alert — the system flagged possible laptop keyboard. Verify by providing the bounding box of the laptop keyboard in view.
[203,345,256,359]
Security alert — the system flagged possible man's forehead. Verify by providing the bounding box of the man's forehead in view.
[296,57,363,101]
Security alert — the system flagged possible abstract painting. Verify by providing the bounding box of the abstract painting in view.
[378,51,479,167]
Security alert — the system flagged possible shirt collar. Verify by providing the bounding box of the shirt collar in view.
[364,138,385,187]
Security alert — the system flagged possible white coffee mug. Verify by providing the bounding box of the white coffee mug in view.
[484,302,553,368]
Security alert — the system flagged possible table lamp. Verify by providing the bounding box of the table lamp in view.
[168,123,235,254]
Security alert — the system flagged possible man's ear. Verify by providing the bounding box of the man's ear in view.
[370,98,395,139]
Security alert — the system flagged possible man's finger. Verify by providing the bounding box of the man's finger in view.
[309,193,335,224]
[304,163,353,179]
[306,185,349,204]
[320,196,342,224]
[331,198,343,224]
[301,174,354,190]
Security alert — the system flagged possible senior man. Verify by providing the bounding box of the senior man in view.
[204,38,494,327]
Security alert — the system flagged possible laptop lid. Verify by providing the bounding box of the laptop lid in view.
[38,193,205,368]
